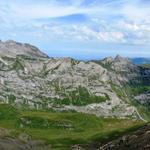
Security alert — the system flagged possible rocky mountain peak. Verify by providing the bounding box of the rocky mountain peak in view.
[100,55,135,72]
[5,40,18,44]
[114,54,129,62]
[0,40,48,58]
[106,54,136,72]
[102,55,131,64]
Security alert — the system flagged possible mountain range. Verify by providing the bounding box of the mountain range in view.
[0,40,150,149]
[0,40,150,119]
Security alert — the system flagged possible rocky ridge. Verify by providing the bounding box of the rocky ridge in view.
[0,40,149,119]
[0,40,48,58]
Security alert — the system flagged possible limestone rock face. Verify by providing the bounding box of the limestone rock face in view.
[0,40,149,119]
[0,40,48,58]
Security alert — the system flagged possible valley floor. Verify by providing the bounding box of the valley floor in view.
[0,104,145,150]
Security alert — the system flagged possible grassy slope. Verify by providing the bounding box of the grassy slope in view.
[0,104,145,150]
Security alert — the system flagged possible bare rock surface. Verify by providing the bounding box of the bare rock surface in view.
[0,40,48,58]
[0,137,51,150]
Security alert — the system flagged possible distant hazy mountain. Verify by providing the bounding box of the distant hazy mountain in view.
[131,58,150,64]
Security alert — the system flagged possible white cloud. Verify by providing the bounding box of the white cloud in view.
[12,5,79,19]
[41,25,125,43]
[3,1,92,20]
[0,0,150,45]
[122,3,150,22]
[98,32,125,42]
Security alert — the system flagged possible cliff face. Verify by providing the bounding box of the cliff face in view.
[0,40,149,119]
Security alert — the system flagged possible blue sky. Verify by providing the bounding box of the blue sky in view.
[0,0,150,59]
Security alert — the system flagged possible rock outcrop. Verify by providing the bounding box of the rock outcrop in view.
[0,40,48,58]
[0,128,51,150]
[100,124,150,150]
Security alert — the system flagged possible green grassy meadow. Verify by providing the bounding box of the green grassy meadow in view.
[0,104,145,149]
